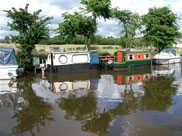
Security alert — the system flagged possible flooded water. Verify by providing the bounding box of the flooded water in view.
[0,64,182,136]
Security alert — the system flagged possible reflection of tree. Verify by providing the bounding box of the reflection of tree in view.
[82,111,112,134]
[56,72,179,135]
[141,76,178,112]
[57,92,97,120]
[110,85,142,116]
[11,75,54,136]
[57,92,112,134]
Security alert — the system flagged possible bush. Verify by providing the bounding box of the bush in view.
[39,49,45,52]
[99,52,111,56]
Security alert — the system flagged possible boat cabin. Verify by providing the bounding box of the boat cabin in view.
[113,51,151,63]
[45,51,100,73]
[103,50,152,69]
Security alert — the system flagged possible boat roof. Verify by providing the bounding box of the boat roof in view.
[0,46,14,52]
[115,50,150,54]
[161,48,176,52]
[48,50,98,54]
[0,46,18,65]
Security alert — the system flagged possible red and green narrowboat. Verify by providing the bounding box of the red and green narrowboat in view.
[103,51,152,69]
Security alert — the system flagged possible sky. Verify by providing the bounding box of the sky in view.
[0,0,182,39]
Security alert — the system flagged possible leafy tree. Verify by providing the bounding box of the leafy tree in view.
[4,35,10,43]
[81,0,112,25]
[4,4,52,71]
[58,12,96,49]
[142,6,180,52]
[128,13,142,49]
[113,9,142,50]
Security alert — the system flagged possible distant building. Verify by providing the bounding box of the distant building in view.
[0,39,5,43]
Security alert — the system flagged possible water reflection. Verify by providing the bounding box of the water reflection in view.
[0,80,19,108]
[0,64,181,136]
[46,67,179,135]
[10,75,54,136]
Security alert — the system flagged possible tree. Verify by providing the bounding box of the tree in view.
[142,6,180,52]
[113,9,142,50]
[58,12,96,49]
[4,4,52,71]
[81,0,112,25]
[4,35,10,43]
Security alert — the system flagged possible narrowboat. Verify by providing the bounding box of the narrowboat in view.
[45,51,100,73]
[153,48,181,65]
[0,47,19,79]
[103,50,152,69]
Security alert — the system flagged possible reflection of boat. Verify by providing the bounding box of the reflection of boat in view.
[152,65,175,77]
[103,50,152,69]
[0,47,19,79]
[45,71,100,93]
[96,68,152,111]
[45,51,100,73]
[153,48,181,65]
[0,80,18,108]
[103,68,152,85]
[46,71,101,82]
[0,80,17,94]
[51,80,90,93]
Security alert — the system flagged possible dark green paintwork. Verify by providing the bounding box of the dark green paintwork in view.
[104,51,152,68]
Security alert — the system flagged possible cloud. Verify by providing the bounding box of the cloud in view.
[0,0,182,39]
[47,0,81,10]
[97,22,121,38]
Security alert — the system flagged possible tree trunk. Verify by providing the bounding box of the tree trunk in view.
[87,38,90,50]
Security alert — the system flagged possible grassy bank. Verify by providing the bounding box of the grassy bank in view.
[1,43,182,56]
[0,43,122,55]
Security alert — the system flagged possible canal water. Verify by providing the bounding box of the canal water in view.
[0,64,182,136]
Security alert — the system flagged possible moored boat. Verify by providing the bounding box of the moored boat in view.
[103,50,152,70]
[153,48,181,65]
[45,51,100,73]
[0,47,19,79]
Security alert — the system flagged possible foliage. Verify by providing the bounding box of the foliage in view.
[142,76,178,112]
[142,6,180,52]
[58,12,96,49]
[81,0,112,25]
[11,76,54,136]
[4,4,52,71]
[93,35,120,45]
[4,35,10,43]
[113,8,142,49]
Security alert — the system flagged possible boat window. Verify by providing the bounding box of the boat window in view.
[144,54,149,59]
[138,55,141,59]
[128,55,134,60]
[72,54,88,63]
[59,55,68,64]
[145,75,149,79]
[128,76,133,81]
[0,51,4,58]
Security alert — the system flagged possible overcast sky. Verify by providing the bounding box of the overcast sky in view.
[0,0,182,39]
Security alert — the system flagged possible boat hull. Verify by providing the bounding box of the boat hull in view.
[104,59,152,70]
[46,63,100,73]
[0,65,18,79]
[153,58,181,65]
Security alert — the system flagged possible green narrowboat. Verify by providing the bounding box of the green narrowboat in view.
[103,51,152,69]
